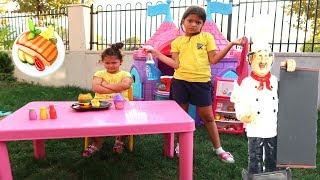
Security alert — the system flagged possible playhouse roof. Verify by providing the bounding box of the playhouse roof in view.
[146,21,177,49]
[133,22,178,59]
[133,20,240,60]
[203,20,240,59]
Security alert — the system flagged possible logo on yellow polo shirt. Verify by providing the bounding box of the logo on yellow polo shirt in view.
[196,43,204,50]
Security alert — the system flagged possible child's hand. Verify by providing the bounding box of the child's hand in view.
[141,45,154,54]
[232,37,247,46]
[142,45,160,58]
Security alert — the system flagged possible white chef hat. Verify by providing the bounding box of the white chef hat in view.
[245,15,273,53]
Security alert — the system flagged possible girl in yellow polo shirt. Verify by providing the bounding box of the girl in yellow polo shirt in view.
[146,6,244,163]
[83,42,133,157]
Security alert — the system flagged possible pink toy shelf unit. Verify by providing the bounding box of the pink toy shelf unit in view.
[213,77,244,135]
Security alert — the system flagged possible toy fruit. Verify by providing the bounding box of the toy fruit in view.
[91,99,100,108]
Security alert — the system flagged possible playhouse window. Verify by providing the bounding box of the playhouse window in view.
[222,70,238,79]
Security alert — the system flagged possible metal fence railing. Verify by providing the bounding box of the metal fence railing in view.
[0,8,69,50]
[90,0,319,53]
[1,1,317,52]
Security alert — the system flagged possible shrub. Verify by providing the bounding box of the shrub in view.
[303,34,320,52]
[0,26,15,50]
[0,51,16,82]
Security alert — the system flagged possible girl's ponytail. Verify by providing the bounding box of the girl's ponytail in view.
[111,42,124,51]
[101,42,124,62]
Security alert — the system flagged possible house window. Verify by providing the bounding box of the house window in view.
[222,70,238,79]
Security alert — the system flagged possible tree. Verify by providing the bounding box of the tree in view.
[16,0,93,43]
[16,0,93,13]
[304,34,320,52]
[0,51,16,82]
[286,0,320,52]
[124,36,140,51]
[0,0,11,12]
[0,26,15,50]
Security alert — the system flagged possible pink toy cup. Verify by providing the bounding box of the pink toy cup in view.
[29,109,37,120]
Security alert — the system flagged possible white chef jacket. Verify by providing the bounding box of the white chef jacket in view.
[231,75,278,138]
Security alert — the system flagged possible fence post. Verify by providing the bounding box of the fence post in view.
[90,5,93,50]
[67,4,91,51]
[227,0,233,41]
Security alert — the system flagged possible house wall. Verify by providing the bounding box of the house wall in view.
[211,59,238,80]
[14,52,320,106]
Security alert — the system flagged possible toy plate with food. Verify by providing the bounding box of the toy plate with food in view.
[71,101,112,112]
[11,18,65,77]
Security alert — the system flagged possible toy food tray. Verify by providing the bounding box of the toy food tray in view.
[216,122,245,135]
[71,101,112,112]
[218,127,245,135]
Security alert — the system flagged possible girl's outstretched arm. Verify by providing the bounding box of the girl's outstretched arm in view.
[208,37,244,64]
[147,49,180,69]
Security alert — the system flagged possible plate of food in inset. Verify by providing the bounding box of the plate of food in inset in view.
[12,18,65,77]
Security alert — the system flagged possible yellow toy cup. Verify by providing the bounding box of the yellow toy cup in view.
[39,107,48,120]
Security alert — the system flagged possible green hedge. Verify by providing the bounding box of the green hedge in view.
[0,51,16,82]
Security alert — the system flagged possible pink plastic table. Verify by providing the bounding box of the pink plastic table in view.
[0,100,195,180]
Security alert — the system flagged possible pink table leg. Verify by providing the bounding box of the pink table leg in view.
[179,131,193,180]
[163,133,174,158]
[33,140,46,159]
[0,141,13,180]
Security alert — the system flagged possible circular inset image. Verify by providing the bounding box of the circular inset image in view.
[12,25,65,77]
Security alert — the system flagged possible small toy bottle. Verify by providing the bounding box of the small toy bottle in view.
[29,109,37,120]
[145,53,160,80]
[39,107,48,120]
[49,105,57,119]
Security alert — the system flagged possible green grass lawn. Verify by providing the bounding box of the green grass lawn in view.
[0,82,319,179]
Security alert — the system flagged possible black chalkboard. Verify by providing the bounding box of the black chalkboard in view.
[277,68,318,168]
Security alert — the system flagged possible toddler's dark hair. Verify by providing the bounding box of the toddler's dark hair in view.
[180,6,206,32]
[101,42,124,62]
